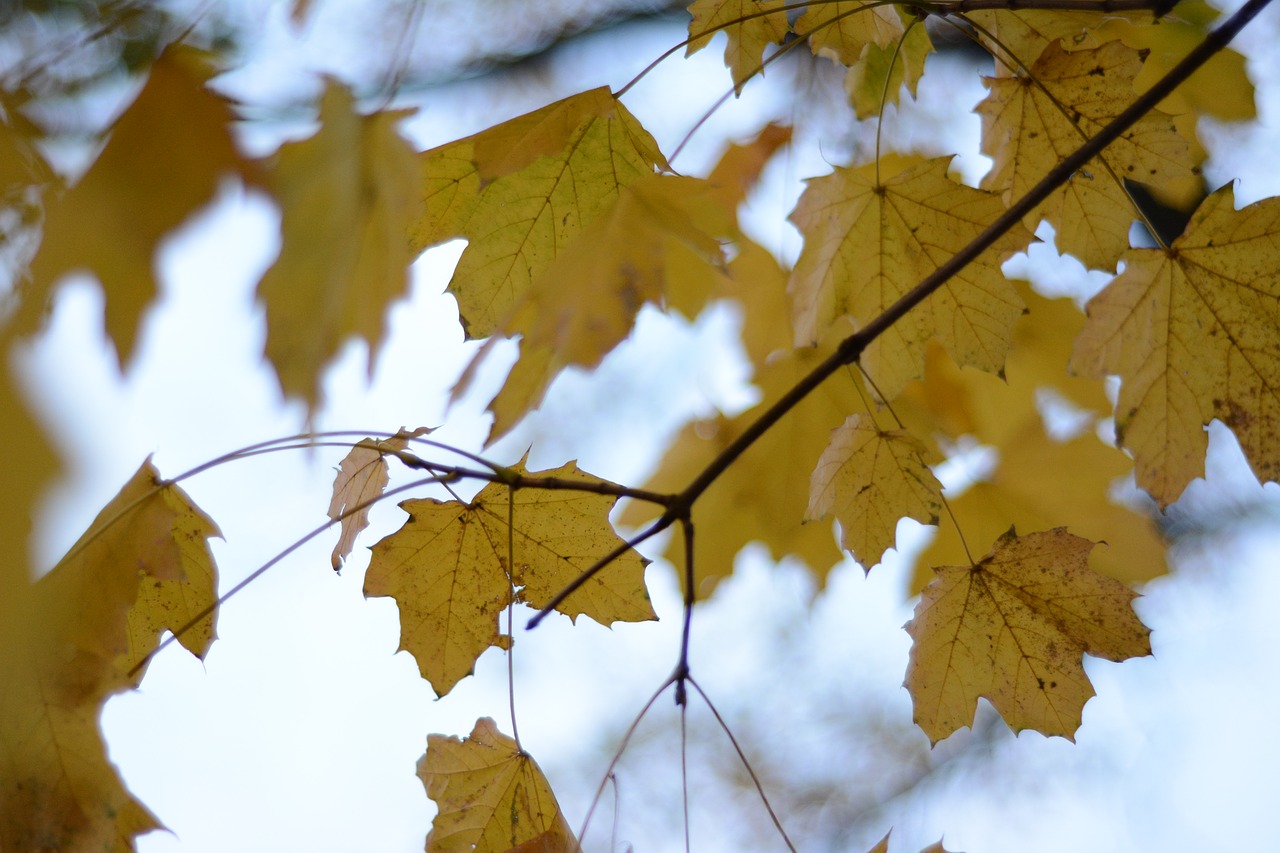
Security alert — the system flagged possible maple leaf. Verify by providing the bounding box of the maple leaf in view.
[1093,0,1257,122]
[420,717,581,853]
[466,173,735,440]
[977,40,1196,270]
[416,88,666,340]
[328,427,432,570]
[964,9,1118,66]
[0,459,220,850]
[844,22,933,120]
[789,155,1031,400]
[807,414,943,569]
[795,1,906,66]
[1070,184,1280,507]
[905,528,1151,742]
[256,81,425,408]
[364,460,654,696]
[686,0,789,94]
[19,47,257,367]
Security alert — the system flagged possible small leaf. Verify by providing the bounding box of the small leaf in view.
[843,18,933,120]
[905,528,1151,743]
[687,0,789,94]
[807,414,943,569]
[420,718,581,853]
[328,427,431,570]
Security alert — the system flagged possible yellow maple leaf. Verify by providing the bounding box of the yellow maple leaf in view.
[807,413,943,569]
[0,460,220,850]
[905,527,1150,743]
[256,81,425,408]
[420,718,581,853]
[686,0,790,94]
[795,1,906,66]
[364,460,654,696]
[1094,0,1256,121]
[327,427,432,570]
[20,47,257,367]
[1070,184,1280,507]
[789,155,1031,401]
[963,8,1119,66]
[977,40,1196,270]
[914,424,1166,593]
[469,173,734,440]
[427,88,666,339]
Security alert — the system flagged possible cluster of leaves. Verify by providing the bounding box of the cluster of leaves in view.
[1,0,1276,849]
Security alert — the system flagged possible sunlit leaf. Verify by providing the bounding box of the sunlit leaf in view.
[687,0,789,94]
[977,40,1196,269]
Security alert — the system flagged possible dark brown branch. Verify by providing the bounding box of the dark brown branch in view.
[674,0,1273,515]
[527,0,1271,626]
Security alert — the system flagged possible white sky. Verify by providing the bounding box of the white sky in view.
[15,1,1280,851]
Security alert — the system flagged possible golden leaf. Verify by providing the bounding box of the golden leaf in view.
[420,718,581,853]
[686,0,790,94]
[905,528,1150,743]
[789,156,1030,400]
[977,40,1196,270]
[807,414,942,569]
[1070,184,1280,506]
[469,173,733,441]
[0,460,220,850]
[430,88,666,339]
[257,81,425,408]
[365,461,654,696]
[795,1,906,66]
[20,47,257,367]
